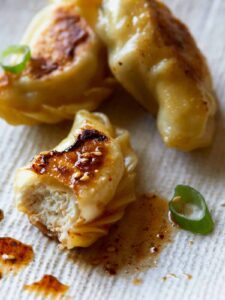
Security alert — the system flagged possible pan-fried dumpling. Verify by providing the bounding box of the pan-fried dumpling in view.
[14,110,137,248]
[97,0,217,151]
[0,0,114,125]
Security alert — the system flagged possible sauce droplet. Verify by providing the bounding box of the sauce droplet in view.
[184,273,192,280]
[70,194,174,275]
[132,278,143,285]
[24,275,69,298]
[0,237,34,277]
[0,210,4,222]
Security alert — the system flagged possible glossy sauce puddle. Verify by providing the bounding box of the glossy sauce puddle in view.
[70,194,174,275]
[0,237,34,277]
[0,209,4,222]
[0,194,173,296]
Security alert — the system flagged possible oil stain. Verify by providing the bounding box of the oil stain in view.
[70,194,174,275]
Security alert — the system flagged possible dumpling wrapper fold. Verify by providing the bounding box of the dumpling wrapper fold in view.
[97,0,217,151]
[15,110,138,248]
[0,0,114,125]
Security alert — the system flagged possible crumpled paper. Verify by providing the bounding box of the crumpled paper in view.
[0,0,225,299]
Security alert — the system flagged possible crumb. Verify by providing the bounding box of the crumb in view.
[72,171,82,179]
[92,151,102,157]
[132,278,143,285]
[79,158,89,164]
[168,273,177,278]
[58,244,65,251]
[162,273,177,281]
[81,152,91,158]
[184,273,192,280]
[80,172,90,181]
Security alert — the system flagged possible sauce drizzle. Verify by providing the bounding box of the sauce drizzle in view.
[24,275,69,298]
[70,194,173,275]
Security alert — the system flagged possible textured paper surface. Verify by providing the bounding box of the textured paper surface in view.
[0,0,225,299]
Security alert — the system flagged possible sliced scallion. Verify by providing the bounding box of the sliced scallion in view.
[169,185,214,235]
[0,45,31,74]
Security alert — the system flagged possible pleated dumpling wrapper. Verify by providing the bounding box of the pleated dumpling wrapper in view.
[97,0,217,151]
[0,0,114,125]
[15,110,138,249]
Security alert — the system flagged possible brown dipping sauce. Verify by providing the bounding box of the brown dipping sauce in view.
[0,210,4,222]
[24,275,69,298]
[70,194,173,275]
[0,237,34,277]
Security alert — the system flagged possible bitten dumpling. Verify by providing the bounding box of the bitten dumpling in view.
[14,110,137,249]
[97,0,217,151]
[0,0,114,125]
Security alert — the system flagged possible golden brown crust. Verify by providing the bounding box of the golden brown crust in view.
[150,0,209,83]
[0,5,90,83]
[15,111,137,248]
[26,5,90,79]
[31,128,109,192]
[26,58,59,79]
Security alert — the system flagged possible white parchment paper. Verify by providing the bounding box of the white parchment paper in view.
[0,0,225,299]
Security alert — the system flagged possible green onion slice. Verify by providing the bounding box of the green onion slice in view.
[0,45,31,74]
[169,185,214,235]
